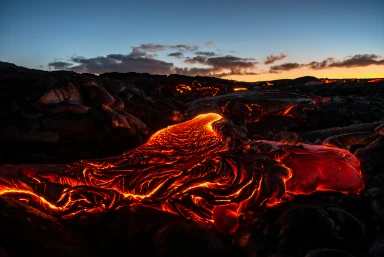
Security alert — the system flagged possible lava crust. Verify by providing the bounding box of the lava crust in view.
[0,113,363,234]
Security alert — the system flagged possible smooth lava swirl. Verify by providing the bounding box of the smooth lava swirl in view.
[0,113,363,234]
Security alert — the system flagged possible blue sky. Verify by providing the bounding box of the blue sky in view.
[1,0,383,80]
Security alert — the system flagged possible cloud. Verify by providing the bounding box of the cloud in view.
[194,51,217,57]
[307,57,335,70]
[269,54,384,73]
[306,54,384,70]
[328,54,384,68]
[174,67,259,77]
[185,55,208,64]
[48,40,260,76]
[49,45,384,78]
[173,67,214,76]
[132,44,166,52]
[181,55,258,76]
[264,53,287,65]
[204,40,215,47]
[56,53,174,74]
[169,44,199,52]
[132,43,198,53]
[206,55,257,69]
[47,61,73,70]
[48,43,195,75]
[215,71,259,77]
[168,52,184,58]
[269,63,302,73]
[49,43,259,77]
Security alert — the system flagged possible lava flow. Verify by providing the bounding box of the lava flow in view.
[0,113,363,234]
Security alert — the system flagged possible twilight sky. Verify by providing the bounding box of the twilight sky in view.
[1,0,383,81]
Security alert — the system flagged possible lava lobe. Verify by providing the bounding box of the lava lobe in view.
[0,113,363,233]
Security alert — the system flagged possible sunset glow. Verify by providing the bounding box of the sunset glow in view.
[1,0,383,80]
[227,65,384,82]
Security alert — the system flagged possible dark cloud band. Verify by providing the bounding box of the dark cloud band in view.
[168,52,184,58]
[265,53,287,64]
[133,43,199,53]
[269,54,384,73]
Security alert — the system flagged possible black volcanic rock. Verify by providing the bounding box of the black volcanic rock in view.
[275,204,337,255]
[0,62,180,163]
[153,224,235,257]
[356,136,384,189]
[0,198,96,257]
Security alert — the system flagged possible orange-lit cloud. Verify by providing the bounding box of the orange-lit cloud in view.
[48,42,384,80]
[269,54,384,74]
[179,55,258,76]
[265,53,287,64]
[270,63,301,73]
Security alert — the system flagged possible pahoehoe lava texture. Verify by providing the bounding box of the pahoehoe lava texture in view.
[0,113,363,233]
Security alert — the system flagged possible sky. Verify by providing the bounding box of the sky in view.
[0,0,383,81]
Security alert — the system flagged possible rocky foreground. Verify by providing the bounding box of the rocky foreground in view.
[0,61,384,257]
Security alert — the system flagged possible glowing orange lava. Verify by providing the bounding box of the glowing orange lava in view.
[0,113,363,234]
[368,78,384,83]
[321,79,338,84]
[176,84,192,93]
[233,88,248,92]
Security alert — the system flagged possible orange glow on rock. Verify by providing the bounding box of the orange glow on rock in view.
[233,88,248,92]
[368,78,384,83]
[175,84,192,93]
[321,79,338,84]
[281,104,297,118]
[213,203,239,235]
[0,113,363,233]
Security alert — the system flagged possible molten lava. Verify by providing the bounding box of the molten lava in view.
[321,79,338,84]
[176,84,192,94]
[0,113,363,234]
[368,78,384,83]
[233,88,248,92]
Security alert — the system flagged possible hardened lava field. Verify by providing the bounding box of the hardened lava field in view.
[0,62,384,257]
